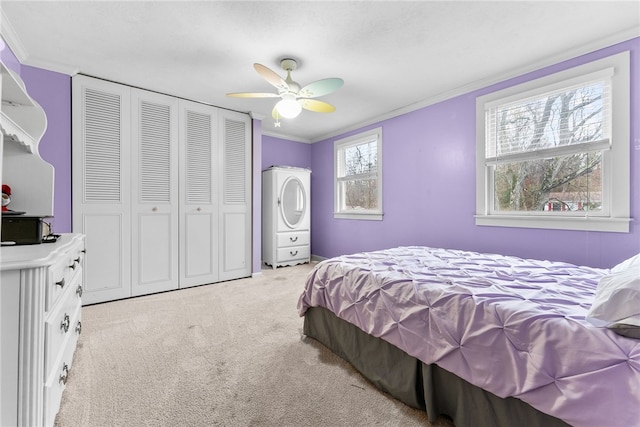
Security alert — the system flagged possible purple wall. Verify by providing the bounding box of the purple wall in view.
[1,38,72,233]
[261,135,311,171]
[309,37,640,269]
[21,66,72,233]
[4,35,638,269]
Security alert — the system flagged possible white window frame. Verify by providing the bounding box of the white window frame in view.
[334,127,383,220]
[475,51,630,233]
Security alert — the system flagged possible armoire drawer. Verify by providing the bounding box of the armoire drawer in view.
[277,245,310,263]
[276,231,309,248]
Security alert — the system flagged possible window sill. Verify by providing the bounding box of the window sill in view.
[334,212,383,221]
[475,214,631,233]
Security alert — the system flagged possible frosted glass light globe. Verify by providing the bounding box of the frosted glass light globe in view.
[276,97,302,118]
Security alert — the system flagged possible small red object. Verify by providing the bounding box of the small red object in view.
[2,184,11,212]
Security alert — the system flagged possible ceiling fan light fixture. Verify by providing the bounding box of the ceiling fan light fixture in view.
[275,95,302,118]
[228,59,342,126]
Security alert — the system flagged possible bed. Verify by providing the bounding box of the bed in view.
[297,246,640,427]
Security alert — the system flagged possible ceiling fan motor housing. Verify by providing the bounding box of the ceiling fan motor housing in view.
[280,58,298,71]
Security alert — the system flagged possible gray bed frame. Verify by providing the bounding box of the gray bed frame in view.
[304,306,569,427]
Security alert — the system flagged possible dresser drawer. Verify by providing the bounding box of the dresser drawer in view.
[46,239,85,311]
[43,325,80,427]
[44,268,83,382]
[276,231,309,247]
[276,245,310,263]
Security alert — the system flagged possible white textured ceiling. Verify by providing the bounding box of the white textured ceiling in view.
[2,1,639,142]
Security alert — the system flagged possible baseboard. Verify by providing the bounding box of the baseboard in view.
[311,254,327,263]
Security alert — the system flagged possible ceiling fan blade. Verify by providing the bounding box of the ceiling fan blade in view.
[226,92,279,98]
[254,63,288,91]
[299,99,336,113]
[298,78,344,98]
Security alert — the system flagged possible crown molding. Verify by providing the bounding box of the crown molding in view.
[262,129,311,144]
[1,9,79,75]
[249,111,265,120]
[20,56,79,76]
[1,8,28,63]
[311,27,640,144]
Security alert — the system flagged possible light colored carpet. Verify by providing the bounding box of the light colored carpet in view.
[55,262,453,427]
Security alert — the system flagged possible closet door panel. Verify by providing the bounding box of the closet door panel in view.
[184,213,214,278]
[131,89,179,296]
[218,111,251,281]
[82,214,125,295]
[72,76,132,305]
[137,213,173,284]
[221,212,246,273]
[179,100,218,288]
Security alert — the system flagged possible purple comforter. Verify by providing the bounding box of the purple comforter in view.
[297,247,640,427]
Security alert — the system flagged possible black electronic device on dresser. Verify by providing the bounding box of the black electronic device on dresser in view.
[1,214,51,245]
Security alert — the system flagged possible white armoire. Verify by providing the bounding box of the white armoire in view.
[262,166,311,268]
[72,75,252,304]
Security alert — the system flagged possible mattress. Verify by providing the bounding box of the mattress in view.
[297,246,640,427]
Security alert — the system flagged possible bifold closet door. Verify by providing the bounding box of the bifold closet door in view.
[72,76,132,304]
[219,110,252,281]
[130,89,179,296]
[179,100,219,288]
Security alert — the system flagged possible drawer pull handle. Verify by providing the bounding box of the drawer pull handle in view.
[61,313,70,333]
[290,236,298,242]
[75,321,82,335]
[81,249,87,254]
[59,363,69,385]
[74,257,81,264]
[290,250,298,256]
[76,285,83,298]
[56,278,66,288]
[69,261,77,270]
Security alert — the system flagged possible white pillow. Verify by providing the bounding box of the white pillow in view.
[586,267,640,328]
[611,253,640,273]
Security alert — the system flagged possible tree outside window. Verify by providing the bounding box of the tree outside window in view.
[334,127,383,220]
[490,81,606,214]
[476,51,630,233]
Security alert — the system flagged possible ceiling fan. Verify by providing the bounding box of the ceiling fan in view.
[226,58,343,126]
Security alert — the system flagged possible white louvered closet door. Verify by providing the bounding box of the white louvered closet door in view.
[178,100,219,288]
[72,76,132,304]
[130,89,179,296]
[219,110,252,281]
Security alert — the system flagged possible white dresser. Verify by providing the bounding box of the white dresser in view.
[0,233,85,427]
[262,166,311,268]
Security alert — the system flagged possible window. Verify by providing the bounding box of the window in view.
[476,52,630,232]
[334,127,383,220]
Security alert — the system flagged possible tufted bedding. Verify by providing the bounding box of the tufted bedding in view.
[297,246,640,427]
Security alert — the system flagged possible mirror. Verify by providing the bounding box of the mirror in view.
[280,177,305,228]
